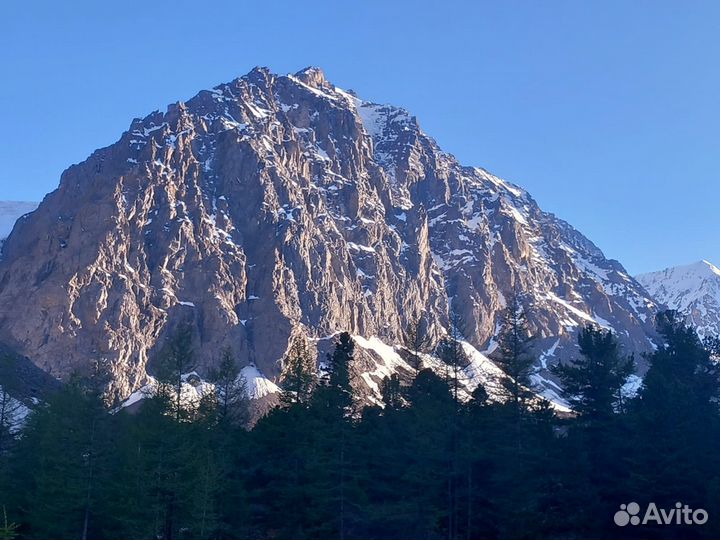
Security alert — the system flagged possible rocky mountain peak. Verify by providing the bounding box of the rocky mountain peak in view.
[0,66,660,406]
[293,66,328,88]
[699,260,720,277]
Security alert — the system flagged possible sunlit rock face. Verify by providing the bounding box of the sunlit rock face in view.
[0,67,659,403]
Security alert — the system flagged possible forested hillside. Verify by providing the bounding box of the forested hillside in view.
[0,309,718,540]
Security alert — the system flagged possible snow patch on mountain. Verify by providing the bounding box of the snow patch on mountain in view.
[118,367,279,411]
[354,335,572,412]
[241,365,282,399]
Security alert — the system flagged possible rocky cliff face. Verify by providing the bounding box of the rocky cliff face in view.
[637,260,720,341]
[0,67,659,404]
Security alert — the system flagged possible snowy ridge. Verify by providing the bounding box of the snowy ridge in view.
[637,260,720,340]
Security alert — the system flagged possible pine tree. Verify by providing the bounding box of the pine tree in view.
[187,396,232,537]
[469,384,489,408]
[280,334,317,407]
[402,315,431,373]
[405,368,454,412]
[106,404,167,539]
[551,325,635,537]
[326,332,354,408]
[208,347,249,426]
[380,373,403,410]
[460,392,498,540]
[435,311,468,407]
[109,396,201,540]
[188,349,250,538]
[626,310,720,531]
[434,312,470,540]
[638,311,719,414]
[11,377,111,540]
[306,332,357,540]
[404,368,455,538]
[109,325,202,540]
[493,291,536,411]
[155,324,194,423]
[553,325,634,424]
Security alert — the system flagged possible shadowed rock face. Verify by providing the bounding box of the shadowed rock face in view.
[0,66,659,402]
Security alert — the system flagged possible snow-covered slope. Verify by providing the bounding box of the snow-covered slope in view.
[637,260,720,340]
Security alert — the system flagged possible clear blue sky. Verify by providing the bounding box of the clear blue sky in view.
[1,1,718,274]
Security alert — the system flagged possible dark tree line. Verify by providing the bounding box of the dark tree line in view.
[0,309,718,540]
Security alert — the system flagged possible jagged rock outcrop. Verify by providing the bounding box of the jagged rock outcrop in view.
[0,67,660,403]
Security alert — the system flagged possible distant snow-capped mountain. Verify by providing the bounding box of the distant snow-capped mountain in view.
[637,260,720,340]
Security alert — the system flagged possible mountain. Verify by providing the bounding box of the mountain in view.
[0,201,38,250]
[637,260,720,341]
[0,67,659,405]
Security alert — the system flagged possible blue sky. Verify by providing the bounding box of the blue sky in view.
[1,1,718,274]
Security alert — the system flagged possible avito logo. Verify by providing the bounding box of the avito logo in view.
[614,502,708,527]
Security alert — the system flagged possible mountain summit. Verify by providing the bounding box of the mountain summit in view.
[0,67,659,404]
